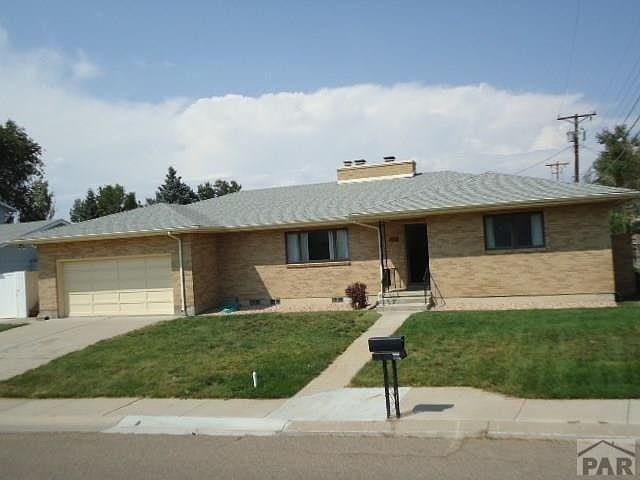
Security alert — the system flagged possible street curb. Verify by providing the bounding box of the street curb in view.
[103,415,289,436]
[283,420,488,439]
[281,420,640,441]
[1,416,639,441]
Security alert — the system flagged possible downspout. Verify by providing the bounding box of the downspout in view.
[351,221,385,306]
[167,232,187,315]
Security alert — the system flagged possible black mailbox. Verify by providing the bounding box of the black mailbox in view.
[368,336,407,361]
[368,335,407,419]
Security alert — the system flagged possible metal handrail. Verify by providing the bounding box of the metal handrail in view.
[428,271,446,307]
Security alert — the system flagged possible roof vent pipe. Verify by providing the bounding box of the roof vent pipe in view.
[383,156,396,162]
[354,159,366,166]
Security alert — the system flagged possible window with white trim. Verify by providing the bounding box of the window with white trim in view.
[484,212,545,250]
[286,229,350,263]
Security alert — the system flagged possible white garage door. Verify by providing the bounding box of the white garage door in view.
[62,256,174,316]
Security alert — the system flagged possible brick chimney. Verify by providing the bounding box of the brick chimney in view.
[337,157,416,183]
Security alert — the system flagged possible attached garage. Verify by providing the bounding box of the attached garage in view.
[61,256,174,316]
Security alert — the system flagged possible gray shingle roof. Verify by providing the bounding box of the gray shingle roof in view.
[18,171,639,242]
[0,219,68,245]
[17,203,212,241]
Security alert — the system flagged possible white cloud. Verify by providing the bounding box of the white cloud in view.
[71,50,101,79]
[0,27,607,218]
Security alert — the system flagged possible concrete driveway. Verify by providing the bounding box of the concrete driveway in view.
[0,316,174,380]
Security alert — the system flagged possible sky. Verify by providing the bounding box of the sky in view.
[1,0,640,218]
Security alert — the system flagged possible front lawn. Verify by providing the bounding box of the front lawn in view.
[0,311,378,399]
[0,323,25,333]
[352,306,640,398]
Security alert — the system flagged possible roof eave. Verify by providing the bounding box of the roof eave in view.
[347,192,639,222]
[11,225,209,245]
[10,192,639,243]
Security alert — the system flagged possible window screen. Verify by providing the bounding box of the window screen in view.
[484,212,544,250]
[286,229,350,263]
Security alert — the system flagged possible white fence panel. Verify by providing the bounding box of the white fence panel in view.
[0,271,38,319]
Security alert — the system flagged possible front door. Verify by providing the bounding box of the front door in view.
[405,223,429,287]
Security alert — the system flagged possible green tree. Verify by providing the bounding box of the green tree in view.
[70,189,98,223]
[593,125,640,189]
[593,124,640,233]
[0,119,55,221]
[21,180,54,221]
[122,192,139,211]
[154,166,197,204]
[69,185,138,222]
[96,184,139,217]
[196,179,242,200]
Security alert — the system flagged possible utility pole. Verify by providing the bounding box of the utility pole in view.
[545,161,570,181]
[557,112,596,183]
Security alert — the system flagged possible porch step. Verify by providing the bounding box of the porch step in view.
[386,289,432,298]
[377,302,430,312]
[382,290,431,305]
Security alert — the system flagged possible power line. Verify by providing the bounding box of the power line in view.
[621,88,640,128]
[513,146,572,175]
[613,67,640,120]
[558,0,581,115]
[599,16,640,106]
[581,144,601,155]
[628,110,640,134]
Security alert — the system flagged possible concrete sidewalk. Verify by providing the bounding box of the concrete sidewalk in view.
[0,397,285,432]
[279,386,640,440]
[295,311,410,397]
[1,387,638,440]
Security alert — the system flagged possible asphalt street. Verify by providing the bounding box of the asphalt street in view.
[0,433,578,479]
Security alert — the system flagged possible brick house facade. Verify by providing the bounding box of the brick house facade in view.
[22,159,638,318]
[37,200,619,318]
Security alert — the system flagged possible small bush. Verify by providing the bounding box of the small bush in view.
[345,282,368,309]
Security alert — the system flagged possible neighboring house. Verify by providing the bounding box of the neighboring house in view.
[0,219,68,318]
[14,159,640,318]
[0,200,16,224]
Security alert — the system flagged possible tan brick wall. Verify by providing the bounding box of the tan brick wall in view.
[37,236,187,318]
[427,203,616,298]
[337,160,415,182]
[190,233,220,313]
[215,225,380,301]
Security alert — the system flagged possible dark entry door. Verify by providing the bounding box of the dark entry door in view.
[405,224,429,286]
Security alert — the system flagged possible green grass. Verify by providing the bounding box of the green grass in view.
[0,323,26,333]
[352,306,640,399]
[0,311,378,399]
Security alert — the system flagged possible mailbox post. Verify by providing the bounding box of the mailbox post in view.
[368,336,407,419]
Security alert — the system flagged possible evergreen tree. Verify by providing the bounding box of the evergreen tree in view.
[70,189,98,222]
[155,166,197,204]
[197,179,242,200]
[122,192,140,211]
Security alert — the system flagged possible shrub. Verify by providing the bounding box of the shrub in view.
[345,282,368,309]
